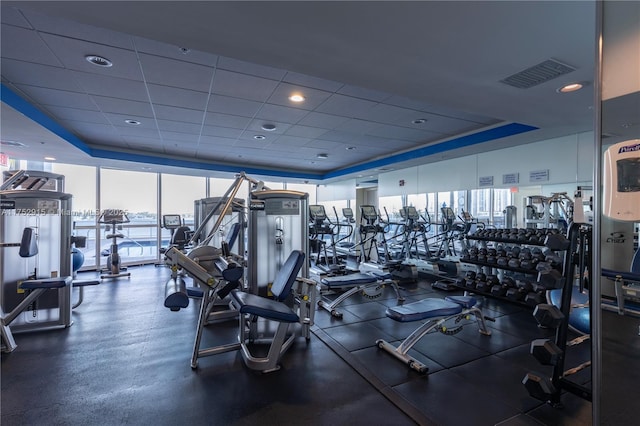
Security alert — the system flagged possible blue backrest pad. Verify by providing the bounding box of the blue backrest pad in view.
[271,250,305,301]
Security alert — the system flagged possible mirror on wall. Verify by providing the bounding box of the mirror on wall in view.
[598,1,640,424]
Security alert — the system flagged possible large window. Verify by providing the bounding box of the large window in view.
[99,168,158,266]
[51,163,97,268]
[161,173,206,249]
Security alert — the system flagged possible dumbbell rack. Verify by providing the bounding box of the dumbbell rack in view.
[523,222,593,407]
[455,228,565,307]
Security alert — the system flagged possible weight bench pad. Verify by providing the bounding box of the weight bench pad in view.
[445,295,477,309]
[321,273,377,288]
[386,298,462,322]
[20,276,72,290]
[231,292,299,323]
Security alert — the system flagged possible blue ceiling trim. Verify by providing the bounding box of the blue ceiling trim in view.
[3,82,538,181]
[1,83,92,155]
[322,122,538,180]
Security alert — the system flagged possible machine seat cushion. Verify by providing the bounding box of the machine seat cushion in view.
[106,233,125,239]
[321,273,377,287]
[445,295,477,309]
[367,270,393,280]
[231,291,299,323]
[20,276,72,290]
[602,268,640,282]
[386,298,462,322]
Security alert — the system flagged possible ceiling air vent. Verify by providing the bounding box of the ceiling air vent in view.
[1,140,28,147]
[500,59,576,89]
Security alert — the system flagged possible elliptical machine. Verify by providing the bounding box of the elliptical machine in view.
[99,210,131,280]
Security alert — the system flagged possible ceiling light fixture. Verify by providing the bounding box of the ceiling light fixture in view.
[124,119,141,125]
[253,135,266,140]
[44,156,56,161]
[85,55,113,67]
[261,123,277,131]
[557,82,584,93]
[316,153,329,159]
[412,119,427,124]
[346,146,356,151]
[289,94,305,103]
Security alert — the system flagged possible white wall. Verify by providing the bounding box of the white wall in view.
[317,178,356,202]
[376,131,594,196]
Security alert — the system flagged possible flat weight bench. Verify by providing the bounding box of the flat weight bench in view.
[376,296,493,373]
[1,277,72,353]
[318,272,404,318]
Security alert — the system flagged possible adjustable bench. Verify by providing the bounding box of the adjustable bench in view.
[318,271,404,318]
[376,295,493,373]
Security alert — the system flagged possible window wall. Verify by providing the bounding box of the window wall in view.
[161,173,207,249]
[99,168,158,266]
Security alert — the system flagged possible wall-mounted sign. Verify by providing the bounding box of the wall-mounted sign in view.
[529,169,550,182]
[479,176,494,187]
[502,173,519,185]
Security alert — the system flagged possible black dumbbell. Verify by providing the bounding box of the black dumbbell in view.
[530,339,562,366]
[533,304,565,328]
[523,372,557,402]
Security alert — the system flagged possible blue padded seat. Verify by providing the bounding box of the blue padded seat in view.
[367,270,393,281]
[445,295,477,309]
[19,276,71,290]
[230,250,305,322]
[232,292,299,322]
[321,272,377,287]
[386,298,462,322]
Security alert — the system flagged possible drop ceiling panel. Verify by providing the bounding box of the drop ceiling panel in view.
[1,59,83,92]
[0,25,62,66]
[371,124,437,142]
[154,105,204,124]
[147,84,209,110]
[39,33,143,80]
[156,119,202,134]
[71,71,150,101]
[198,135,240,147]
[91,96,154,116]
[255,103,309,124]
[284,125,329,139]
[159,131,199,143]
[335,118,386,134]
[16,85,98,110]
[102,112,155,128]
[296,112,350,129]
[0,5,31,27]
[317,130,358,143]
[384,95,500,125]
[200,126,243,139]
[203,112,252,130]
[217,56,287,81]
[210,69,279,103]
[269,134,311,147]
[112,125,160,138]
[44,106,110,124]
[139,53,216,92]
[207,94,262,117]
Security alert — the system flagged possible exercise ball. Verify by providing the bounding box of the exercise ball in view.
[72,248,85,272]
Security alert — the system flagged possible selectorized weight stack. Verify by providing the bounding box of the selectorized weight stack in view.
[247,189,309,296]
[0,170,73,335]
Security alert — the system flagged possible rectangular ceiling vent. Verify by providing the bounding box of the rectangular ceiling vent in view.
[500,59,576,89]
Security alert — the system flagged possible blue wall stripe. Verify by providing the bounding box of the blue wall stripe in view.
[3,82,537,181]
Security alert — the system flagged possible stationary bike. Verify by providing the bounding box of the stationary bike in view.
[99,210,131,279]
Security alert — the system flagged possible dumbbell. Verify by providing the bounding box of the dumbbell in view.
[506,280,532,301]
[530,339,562,366]
[537,269,564,290]
[522,372,558,403]
[533,304,565,328]
[491,276,514,297]
[524,283,547,306]
[479,274,499,293]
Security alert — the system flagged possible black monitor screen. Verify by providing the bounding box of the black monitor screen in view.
[617,158,640,192]
[406,206,418,219]
[342,207,353,218]
[361,205,377,220]
[163,214,182,228]
[309,205,327,220]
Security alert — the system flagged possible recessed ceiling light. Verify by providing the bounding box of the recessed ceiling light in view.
[85,55,113,67]
[412,119,427,124]
[289,94,305,103]
[253,135,266,140]
[178,47,190,55]
[346,146,356,150]
[44,156,56,161]
[557,82,583,93]
[261,123,277,131]
[125,119,141,125]
[316,153,329,159]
